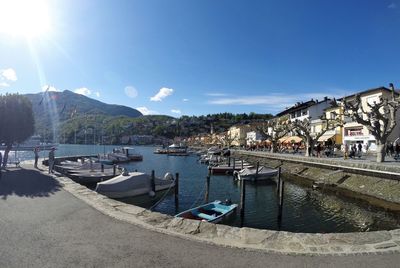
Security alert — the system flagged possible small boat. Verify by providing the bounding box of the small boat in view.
[233,166,278,181]
[210,163,253,175]
[108,147,143,162]
[175,200,237,223]
[95,171,175,199]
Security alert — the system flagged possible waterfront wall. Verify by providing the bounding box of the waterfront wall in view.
[233,150,400,212]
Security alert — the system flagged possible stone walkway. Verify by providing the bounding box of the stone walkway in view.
[0,163,399,267]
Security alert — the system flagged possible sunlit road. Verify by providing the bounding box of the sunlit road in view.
[0,165,399,268]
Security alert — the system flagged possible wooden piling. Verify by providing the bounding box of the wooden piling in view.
[113,164,116,176]
[241,159,244,169]
[240,180,246,220]
[101,164,104,173]
[151,170,156,193]
[276,166,281,195]
[278,178,285,222]
[90,159,93,172]
[205,174,210,203]
[255,161,259,180]
[175,172,179,204]
[228,157,231,167]
[232,158,236,174]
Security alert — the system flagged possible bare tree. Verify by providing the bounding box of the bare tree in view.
[291,115,342,157]
[343,83,399,162]
[256,117,290,153]
[217,131,238,148]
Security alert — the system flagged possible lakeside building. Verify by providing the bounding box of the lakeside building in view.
[246,131,263,147]
[228,124,251,147]
[338,86,400,151]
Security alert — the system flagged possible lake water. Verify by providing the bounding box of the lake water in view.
[11,144,400,233]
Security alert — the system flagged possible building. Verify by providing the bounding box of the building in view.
[228,124,251,147]
[276,97,332,123]
[246,131,263,146]
[338,86,400,151]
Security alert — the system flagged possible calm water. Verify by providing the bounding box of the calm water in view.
[11,144,400,233]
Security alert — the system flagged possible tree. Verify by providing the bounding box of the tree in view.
[343,84,399,162]
[0,94,35,167]
[217,131,238,148]
[291,115,342,157]
[256,117,289,153]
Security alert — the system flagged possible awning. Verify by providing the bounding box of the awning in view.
[318,134,335,142]
[283,136,302,143]
[278,136,289,143]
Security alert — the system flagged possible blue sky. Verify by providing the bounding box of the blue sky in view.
[0,0,400,117]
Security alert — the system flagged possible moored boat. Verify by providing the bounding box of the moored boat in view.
[175,200,237,223]
[233,166,278,181]
[95,171,175,199]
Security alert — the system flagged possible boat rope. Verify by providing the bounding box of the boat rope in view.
[149,176,177,211]
[189,185,206,209]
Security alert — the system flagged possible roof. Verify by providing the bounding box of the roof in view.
[337,86,398,101]
[276,97,331,117]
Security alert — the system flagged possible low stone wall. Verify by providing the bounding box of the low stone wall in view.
[233,150,400,211]
[39,162,400,256]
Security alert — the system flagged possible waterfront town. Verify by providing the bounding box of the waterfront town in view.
[1,1,400,267]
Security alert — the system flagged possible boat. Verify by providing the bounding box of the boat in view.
[108,147,143,162]
[233,166,278,181]
[175,200,238,223]
[0,135,57,151]
[210,161,253,175]
[95,171,175,199]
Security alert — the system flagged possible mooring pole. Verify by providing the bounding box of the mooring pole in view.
[276,166,281,195]
[113,164,116,176]
[241,159,244,169]
[240,180,246,221]
[101,163,104,173]
[151,170,156,193]
[175,172,179,205]
[232,157,236,175]
[205,174,211,203]
[278,178,285,222]
[228,156,231,167]
[255,161,259,181]
[90,159,93,172]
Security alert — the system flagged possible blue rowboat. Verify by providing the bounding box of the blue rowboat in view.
[175,200,238,223]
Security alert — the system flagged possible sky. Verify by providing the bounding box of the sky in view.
[0,0,400,117]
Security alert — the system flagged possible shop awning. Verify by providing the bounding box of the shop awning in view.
[278,136,289,143]
[318,134,335,142]
[283,136,303,143]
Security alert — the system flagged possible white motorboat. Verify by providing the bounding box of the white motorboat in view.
[234,166,278,181]
[95,171,175,199]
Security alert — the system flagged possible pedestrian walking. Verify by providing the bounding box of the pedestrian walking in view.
[48,147,55,174]
[34,147,40,168]
[316,143,322,157]
[395,143,400,160]
[357,142,362,158]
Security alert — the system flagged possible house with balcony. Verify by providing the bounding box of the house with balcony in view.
[338,86,400,151]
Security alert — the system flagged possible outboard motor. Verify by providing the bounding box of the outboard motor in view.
[163,172,173,180]
[122,168,129,176]
[223,199,232,205]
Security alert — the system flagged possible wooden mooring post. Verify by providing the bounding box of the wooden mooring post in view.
[205,169,211,202]
[101,164,104,173]
[240,179,246,221]
[151,170,156,193]
[232,158,236,175]
[228,157,231,167]
[113,164,117,176]
[277,167,284,223]
[241,159,244,169]
[175,172,179,205]
[255,161,259,181]
[276,166,281,194]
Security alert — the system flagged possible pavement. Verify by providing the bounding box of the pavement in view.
[0,164,400,267]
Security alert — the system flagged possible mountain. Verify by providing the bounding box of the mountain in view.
[24,90,142,130]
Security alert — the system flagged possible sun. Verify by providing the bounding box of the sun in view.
[0,0,51,38]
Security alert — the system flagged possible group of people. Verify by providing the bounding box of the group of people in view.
[385,142,400,159]
[344,142,364,159]
[34,147,56,173]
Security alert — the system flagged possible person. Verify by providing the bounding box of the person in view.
[0,151,2,179]
[48,147,55,174]
[34,147,40,168]
[343,144,349,159]
[395,143,400,160]
[316,143,322,158]
[357,142,363,158]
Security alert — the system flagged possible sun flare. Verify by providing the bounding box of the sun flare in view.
[0,0,51,38]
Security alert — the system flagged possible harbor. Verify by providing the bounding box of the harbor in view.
[14,144,400,234]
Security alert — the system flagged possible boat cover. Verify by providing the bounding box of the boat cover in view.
[96,172,151,193]
[238,166,278,176]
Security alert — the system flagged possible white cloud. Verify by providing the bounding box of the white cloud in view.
[388,3,397,9]
[205,93,227,97]
[0,82,9,87]
[42,85,59,92]
[95,91,100,97]
[0,68,17,81]
[136,106,158,115]
[182,98,189,102]
[125,86,138,98]
[150,87,174,101]
[171,109,181,114]
[74,87,91,96]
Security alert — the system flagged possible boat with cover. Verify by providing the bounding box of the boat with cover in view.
[233,166,278,181]
[95,171,175,199]
[175,200,237,223]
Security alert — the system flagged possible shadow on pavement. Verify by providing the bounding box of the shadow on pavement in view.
[0,168,61,199]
